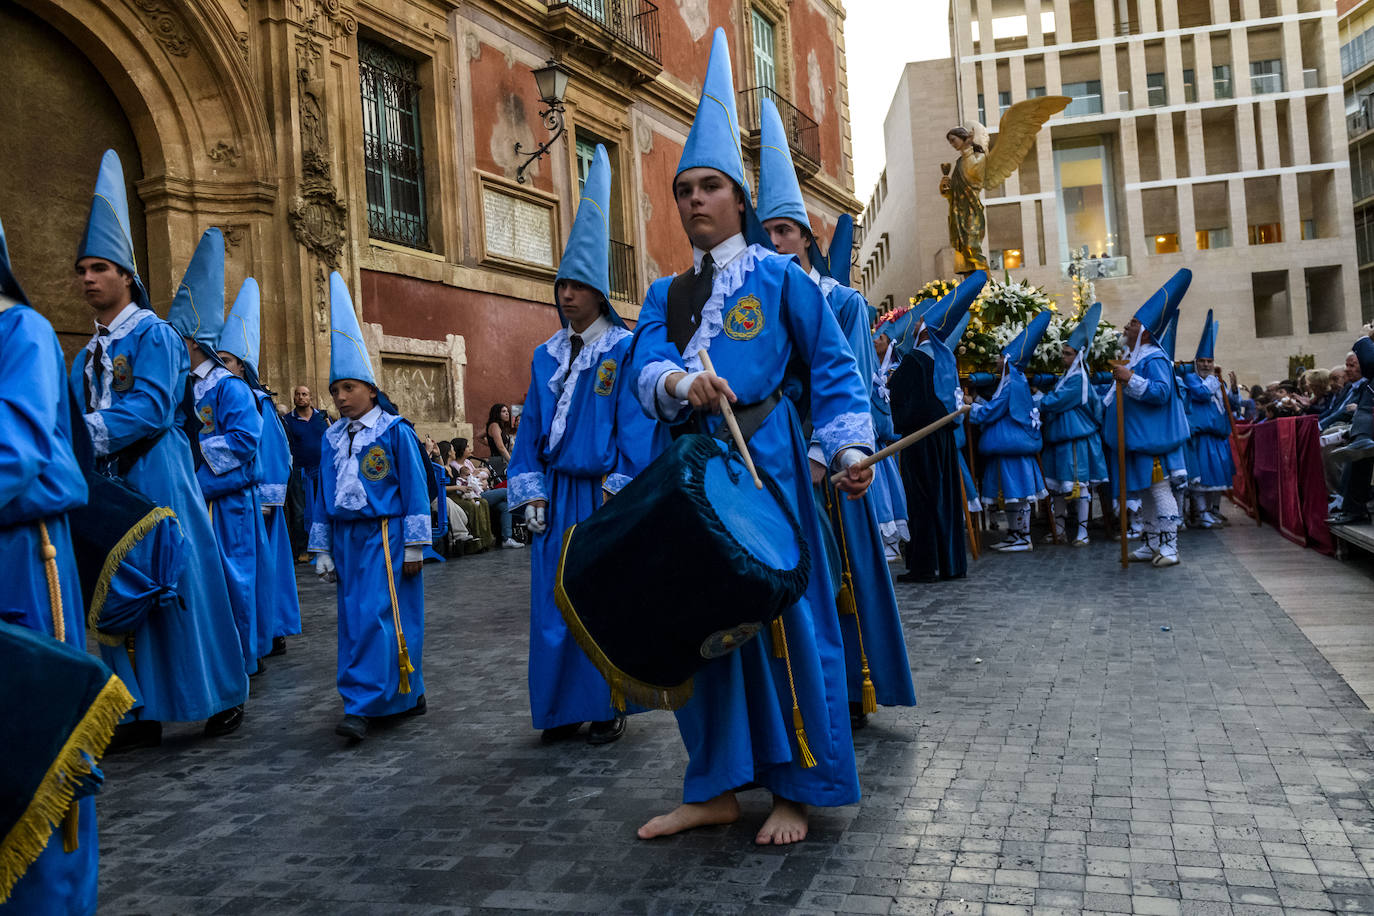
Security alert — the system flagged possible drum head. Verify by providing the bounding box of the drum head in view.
[701,453,801,573]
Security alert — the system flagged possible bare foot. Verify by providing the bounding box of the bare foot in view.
[755,797,808,845]
[637,792,740,839]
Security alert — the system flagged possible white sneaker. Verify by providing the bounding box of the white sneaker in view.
[1129,541,1156,563]
[501,538,525,549]
[1127,525,1142,541]
[998,533,1033,552]
[1196,513,1218,529]
[989,534,1018,551]
[1152,552,1180,567]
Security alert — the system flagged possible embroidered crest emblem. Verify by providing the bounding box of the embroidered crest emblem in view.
[111,354,134,392]
[700,622,763,659]
[198,404,214,434]
[361,445,390,481]
[723,295,764,341]
[594,358,616,396]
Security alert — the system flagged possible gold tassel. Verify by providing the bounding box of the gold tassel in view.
[1151,457,1165,484]
[773,617,817,769]
[770,617,786,658]
[61,804,79,854]
[37,522,64,641]
[1070,482,1080,500]
[861,659,878,716]
[836,580,857,617]
[609,681,626,714]
[379,518,414,695]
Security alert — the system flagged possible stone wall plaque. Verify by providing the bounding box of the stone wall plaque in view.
[381,354,452,424]
[480,180,556,271]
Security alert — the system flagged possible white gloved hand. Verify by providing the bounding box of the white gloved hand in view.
[314,553,335,579]
[954,387,964,409]
[673,371,705,401]
[836,447,867,470]
[525,503,547,534]
[403,546,423,563]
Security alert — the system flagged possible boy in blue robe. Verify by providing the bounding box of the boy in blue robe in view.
[219,278,302,655]
[70,151,248,748]
[631,30,874,846]
[508,145,662,746]
[169,229,270,677]
[755,105,915,728]
[1039,303,1108,545]
[970,310,1053,551]
[310,272,428,741]
[1180,311,1234,528]
[1104,270,1193,567]
[889,279,986,579]
[0,215,109,915]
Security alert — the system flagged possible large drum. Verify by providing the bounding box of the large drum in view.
[555,433,810,711]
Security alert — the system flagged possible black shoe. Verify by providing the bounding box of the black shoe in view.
[896,571,938,583]
[406,694,426,718]
[204,705,244,738]
[250,659,267,677]
[335,714,368,741]
[849,702,868,731]
[540,722,583,744]
[268,636,287,657]
[587,713,626,746]
[1326,510,1371,525]
[1334,436,1374,461]
[109,719,162,753]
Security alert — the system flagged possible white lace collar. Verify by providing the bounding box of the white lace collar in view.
[82,307,158,411]
[324,409,400,510]
[544,324,631,449]
[679,243,772,373]
[193,364,231,402]
[692,233,747,274]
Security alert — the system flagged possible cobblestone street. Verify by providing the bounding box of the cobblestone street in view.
[97,528,1374,915]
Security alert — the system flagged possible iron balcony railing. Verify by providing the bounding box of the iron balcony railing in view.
[609,239,638,303]
[738,87,820,170]
[549,0,661,64]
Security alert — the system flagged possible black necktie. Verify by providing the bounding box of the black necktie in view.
[667,253,715,353]
[86,327,110,412]
[569,333,584,363]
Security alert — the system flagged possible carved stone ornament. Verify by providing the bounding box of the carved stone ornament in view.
[221,226,247,248]
[290,0,358,43]
[208,142,241,166]
[133,0,190,57]
[288,179,348,267]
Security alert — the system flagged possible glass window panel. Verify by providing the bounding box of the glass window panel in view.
[752,10,775,90]
[1062,80,1103,116]
[1053,136,1117,263]
[359,38,429,250]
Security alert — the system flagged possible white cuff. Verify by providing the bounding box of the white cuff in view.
[1126,373,1150,399]
[404,546,423,563]
[807,444,826,466]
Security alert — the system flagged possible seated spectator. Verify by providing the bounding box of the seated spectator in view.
[484,404,514,476]
[1300,369,1333,416]
[453,438,522,550]
[443,438,494,552]
[1327,338,1374,524]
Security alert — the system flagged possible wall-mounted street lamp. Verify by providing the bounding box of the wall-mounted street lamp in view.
[514,58,572,185]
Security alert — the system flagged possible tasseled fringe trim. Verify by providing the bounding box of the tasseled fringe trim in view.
[1151,457,1165,484]
[836,581,857,617]
[0,675,134,902]
[771,617,817,769]
[88,507,180,646]
[397,639,415,695]
[553,526,694,712]
[790,705,817,769]
[770,618,786,658]
[860,660,877,716]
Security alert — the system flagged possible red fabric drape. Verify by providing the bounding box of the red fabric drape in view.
[1229,416,1333,555]
[1230,424,1257,518]
[1295,415,1334,555]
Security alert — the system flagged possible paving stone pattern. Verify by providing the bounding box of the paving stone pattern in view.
[97,530,1374,915]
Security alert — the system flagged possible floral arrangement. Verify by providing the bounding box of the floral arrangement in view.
[957,274,1056,373]
[910,279,952,307]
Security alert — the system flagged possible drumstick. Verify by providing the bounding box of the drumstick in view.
[698,349,763,489]
[830,404,972,484]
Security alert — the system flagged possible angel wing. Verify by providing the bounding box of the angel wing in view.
[983,96,1071,188]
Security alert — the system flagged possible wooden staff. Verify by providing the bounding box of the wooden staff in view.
[958,472,980,561]
[830,404,972,484]
[963,387,980,530]
[698,349,762,489]
[1114,369,1129,569]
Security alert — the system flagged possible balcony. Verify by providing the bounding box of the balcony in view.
[609,239,638,303]
[738,87,821,176]
[545,0,662,82]
[1060,256,1129,280]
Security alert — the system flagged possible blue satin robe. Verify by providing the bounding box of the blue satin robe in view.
[309,412,428,716]
[507,325,664,729]
[195,368,268,672]
[1181,372,1235,491]
[254,392,301,639]
[970,367,1046,502]
[0,305,98,916]
[818,278,915,710]
[867,363,910,539]
[1039,371,1108,492]
[71,310,249,723]
[1102,347,1190,494]
[633,246,873,806]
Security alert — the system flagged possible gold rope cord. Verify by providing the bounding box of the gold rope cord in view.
[35,522,79,851]
[822,483,877,715]
[379,518,415,694]
[769,617,816,769]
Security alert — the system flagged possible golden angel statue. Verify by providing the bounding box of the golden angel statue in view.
[940,96,1070,273]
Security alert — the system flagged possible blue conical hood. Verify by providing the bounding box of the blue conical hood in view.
[0,215,27,304]
[76,149,150,310]
[827,214,854,284]
[555,144,621,327]
[945,310,973,349]
[1194,309,1217,361]
[757,98,826,272]
[678,28,769,248]
[925,271,986,344]
[887,303,933,359]
[220,278,261,371]
[1158,307,1181,361]
[1067,301,1102,353]
[167,228,226,354]
[1004,308,1053,371]
[328,271,376,387]
[1134,268,1191,342]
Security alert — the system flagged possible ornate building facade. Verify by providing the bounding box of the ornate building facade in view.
[2,0,860,440]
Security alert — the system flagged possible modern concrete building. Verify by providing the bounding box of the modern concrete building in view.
[1341,0,1374,323]
[858,0,1360,383]
[2,0,859,437]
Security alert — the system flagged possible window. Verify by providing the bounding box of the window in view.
[1147,72,1167,107]
[998,90,1012,118]
[575,138,597,194]
[569,0,606,22]
[360,39,429,250]
[751,9,776,91]
[1053,136,1118,262]
[1252,270,1292,338]
[1305,266,1346,334]
[1342,25,1374,77]
[1150,233,1179,253]
[1182,69,1196,103]
[977,94,986,125]
[1214,64,1233,99]
[1196,227,1232,249]
[1248,222,1283,245]
[1028,85,1047,98]
[1063,80,1103,116]
[1251,59,1284,95]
